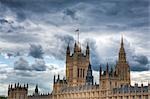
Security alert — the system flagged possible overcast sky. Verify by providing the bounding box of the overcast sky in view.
[0,0,150,96]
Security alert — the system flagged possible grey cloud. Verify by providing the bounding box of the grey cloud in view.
[29,44,44,59]
[14,57,31,71]
[32,59,46,71]
[63,9,77,20]
[0,0,149,34]
[133,55,148,65]
[130,55,149,71]
[0,33,38,44]
[15,70,35,77]
[14,58,47,72]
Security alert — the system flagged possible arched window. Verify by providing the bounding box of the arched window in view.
[77,68,79,77]
[83,69,85,78]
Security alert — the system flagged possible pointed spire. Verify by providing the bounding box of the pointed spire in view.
[99,65,102,75]
[99,65,102,80]
[54,75,56,83]
[15,83,16,88]
[67,43,70,54]
[121,34,124,47]
[57,74,60,81]
[86,63,93,85]
[88,62,92,70]
[27,83,28,88]
[106,63,109,73]
[86,42,89,49]
[118,34,126,63]
[74,41,77,52]
[74,41,81,53]
[35,84,38,94]
[8,84,10,89]
[86,42,90,55]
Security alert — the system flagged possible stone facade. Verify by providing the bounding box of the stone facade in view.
[66,42,90,86]
[8,83,28,99]
[8,36,150,99]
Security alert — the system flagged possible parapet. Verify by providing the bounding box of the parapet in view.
[8,83,28,95]
[113,83,149,94]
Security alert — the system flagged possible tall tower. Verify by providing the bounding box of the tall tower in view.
[115,36,130,86]
[66,30,90,86]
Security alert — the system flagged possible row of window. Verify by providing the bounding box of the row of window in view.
[77,68,85,78]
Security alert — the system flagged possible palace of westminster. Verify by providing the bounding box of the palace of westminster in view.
[7,34,150,99]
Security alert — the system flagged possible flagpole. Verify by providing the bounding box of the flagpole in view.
[78,29,79,44]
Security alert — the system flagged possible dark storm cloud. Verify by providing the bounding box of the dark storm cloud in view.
[130,55,149,71]
[0,0,149,33]
[133,55,148,65]
[0,0,149,72]
[14,58,47,72]
[29,44,44,59]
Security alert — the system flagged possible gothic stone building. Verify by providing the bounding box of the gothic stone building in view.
[8,37,150,99]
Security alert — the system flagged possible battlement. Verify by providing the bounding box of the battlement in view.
[54,75,67,84]
[8,83,28,95]
[113,83,150,94]
[99,64,117,79]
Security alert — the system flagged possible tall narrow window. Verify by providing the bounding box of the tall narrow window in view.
[80,69,82,78]
[77,68,79,77]
[83,69,85,78]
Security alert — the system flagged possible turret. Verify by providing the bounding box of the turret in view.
[74,42,81,53]
[54,75,56,84]
[86,43,90,56]
[99,65,102,80]
[8,84,10,89]
[15,83,16,88]
[57,74,60,82]
[86,63,93,85]
[66,43,70,55]
[34,84,39,95]
[106,63,109,77]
